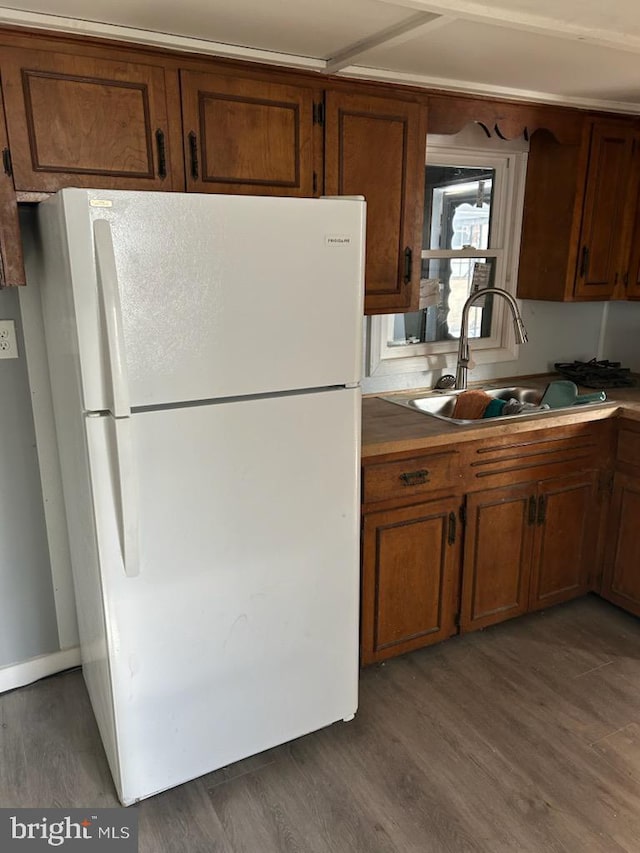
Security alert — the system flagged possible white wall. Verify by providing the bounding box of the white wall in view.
[601,301,640,372]
[0,287,60,669]
[362,301,607,394]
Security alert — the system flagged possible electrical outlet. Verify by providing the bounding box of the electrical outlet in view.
[0,319,18,359]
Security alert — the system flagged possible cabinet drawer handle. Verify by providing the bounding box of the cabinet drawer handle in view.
[155,129,167,179]
[527,494,537,525]
[537,494,547,526]
[447,511,457,545]
[403,247,413,284]
[579,246,590,278]
[188,131,199,180]
[399,469,429,486]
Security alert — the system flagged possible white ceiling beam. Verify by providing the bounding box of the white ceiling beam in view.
[324,11,454,74]
[375,0,640,55]
[0,6,326,69]
[339,63,640,115]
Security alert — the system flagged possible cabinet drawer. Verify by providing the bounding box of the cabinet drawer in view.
[362,452,459,504]
[462,422,609,491]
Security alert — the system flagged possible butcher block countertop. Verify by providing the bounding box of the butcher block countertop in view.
[362,374,640,459]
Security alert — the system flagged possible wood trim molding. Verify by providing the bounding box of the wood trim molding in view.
[427,93,588,144]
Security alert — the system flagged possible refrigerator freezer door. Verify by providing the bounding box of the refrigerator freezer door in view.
[85,387,360,805]
[43,190,365,411]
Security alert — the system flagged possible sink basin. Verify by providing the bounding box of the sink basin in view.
[382,386,606,426]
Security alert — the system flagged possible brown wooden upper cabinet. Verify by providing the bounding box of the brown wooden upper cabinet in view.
[0,47,179,192]
[518,118,640,301]
[624,173,640,300]
[324,91,427,315]
[574,122,639,299]
[180,69,315,197]
[0,83,25,286]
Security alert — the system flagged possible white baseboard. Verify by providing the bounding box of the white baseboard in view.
[0,647,81,694]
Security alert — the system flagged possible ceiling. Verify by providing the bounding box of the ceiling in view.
[2,0,640,112]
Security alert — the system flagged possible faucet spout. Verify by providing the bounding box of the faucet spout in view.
[455,287,528,390]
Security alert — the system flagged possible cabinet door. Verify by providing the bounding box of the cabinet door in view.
[626,233,640,300]
[623,162,640,300]
[528,471,599,610]
[574,122,637,299]
[517,128,587,301]
[361,497,461,664]
[324,91,426,315]
[0,84,25,286]
[601,472,640,617]
[0,47,179,192]
[461,483,535,632]
[180,70,314,197]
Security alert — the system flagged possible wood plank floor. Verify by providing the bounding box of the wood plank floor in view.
[2,595,640,852]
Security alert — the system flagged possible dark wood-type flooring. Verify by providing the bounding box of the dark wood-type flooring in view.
[2,595,640,852]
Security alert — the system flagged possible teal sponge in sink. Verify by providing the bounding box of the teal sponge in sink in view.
[482,398,507,419]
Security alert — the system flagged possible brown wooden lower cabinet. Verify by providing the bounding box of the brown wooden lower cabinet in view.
[461,471,600,632]
[601,472,640,617]
[461,482,535,632]
[359,420,615,665]
[361,495,461,664]
[528,471,599,611]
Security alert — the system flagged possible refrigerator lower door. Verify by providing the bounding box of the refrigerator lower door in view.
[85,387,360,805]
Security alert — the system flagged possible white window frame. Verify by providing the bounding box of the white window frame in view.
[367,134,528,379]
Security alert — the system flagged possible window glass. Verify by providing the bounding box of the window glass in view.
[425,167,494,251]
[390,163,499,347]
[366,125,529,382]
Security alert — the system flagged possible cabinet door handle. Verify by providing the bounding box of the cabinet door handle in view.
[188,131,199,180]
[403,247,413,284]
[579,246,590,278]
[399,469,429,486]
[155,129,167,179]
[447,511,457,545]
[2,147,12,177]
[537,494,547,526]
[528,494,537,525]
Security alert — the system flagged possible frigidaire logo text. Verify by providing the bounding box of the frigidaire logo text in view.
[10,815,130,847]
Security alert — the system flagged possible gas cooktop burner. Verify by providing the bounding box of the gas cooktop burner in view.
[554,359,636,389]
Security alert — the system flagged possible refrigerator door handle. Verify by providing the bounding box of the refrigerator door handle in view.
[114,418,140,577]
[87,415,140,578]
[93,219,131,418]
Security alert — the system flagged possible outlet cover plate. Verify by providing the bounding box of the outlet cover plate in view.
[0,319,18,359]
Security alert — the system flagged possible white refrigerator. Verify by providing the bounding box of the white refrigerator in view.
[33,188,365,805]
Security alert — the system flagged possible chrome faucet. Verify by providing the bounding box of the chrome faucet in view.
[455,287,528,390]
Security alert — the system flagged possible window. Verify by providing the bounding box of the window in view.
[367,125,529,379]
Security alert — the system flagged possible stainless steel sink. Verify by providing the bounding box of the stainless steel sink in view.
[382,386,605,426]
